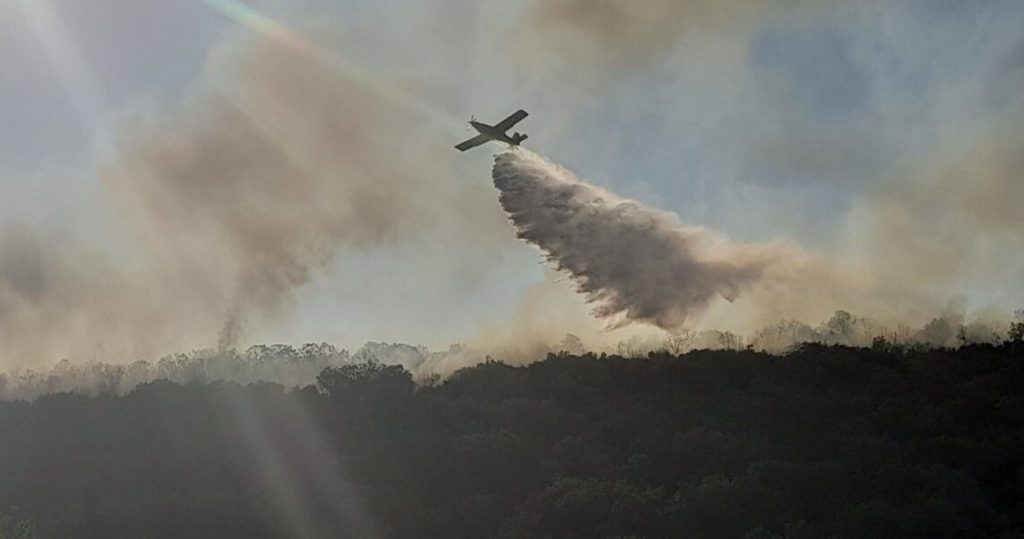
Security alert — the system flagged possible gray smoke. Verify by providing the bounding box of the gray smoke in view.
[519,0,822,76]
[98,33,510,353]
[0,26,519,370]
[3,309,1014,400]
[492,150,779,329]
[103,52,420,347]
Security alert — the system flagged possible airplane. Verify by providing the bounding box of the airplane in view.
[454,109,529,151]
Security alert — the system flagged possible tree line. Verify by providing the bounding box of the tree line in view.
[0,334,1022,537]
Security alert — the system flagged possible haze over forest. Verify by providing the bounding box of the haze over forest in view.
[1,0,1022,372]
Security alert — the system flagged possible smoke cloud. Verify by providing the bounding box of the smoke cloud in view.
[0,222,204,366]
[94,33,520,356]
[0,28,519,369]
[2,1,1019,373]
[102,39,431,348]
[519,0,822,74]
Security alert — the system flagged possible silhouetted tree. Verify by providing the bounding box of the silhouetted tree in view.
[1,342,1022,537]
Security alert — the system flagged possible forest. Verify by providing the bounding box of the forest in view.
[1,337,1022,538]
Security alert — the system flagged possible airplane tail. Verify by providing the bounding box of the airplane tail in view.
[512,132,529,145]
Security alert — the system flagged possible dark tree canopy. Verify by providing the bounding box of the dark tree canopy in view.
[0,343,1021,538]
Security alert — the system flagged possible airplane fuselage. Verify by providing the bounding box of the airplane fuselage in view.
[469,121,518,146]
[454,109,528,151]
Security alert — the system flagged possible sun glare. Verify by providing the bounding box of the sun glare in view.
[200,0,462,133]
[14,0,103,122]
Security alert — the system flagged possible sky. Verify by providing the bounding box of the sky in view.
[0,0,1022,368]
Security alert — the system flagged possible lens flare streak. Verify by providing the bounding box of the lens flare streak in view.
[200,0,461,132]
[14,0,103,122]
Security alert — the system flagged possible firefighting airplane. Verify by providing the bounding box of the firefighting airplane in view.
[454,109,529,151]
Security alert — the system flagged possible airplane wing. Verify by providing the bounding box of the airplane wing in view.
[454,134,491,151]
[493,109,528,132]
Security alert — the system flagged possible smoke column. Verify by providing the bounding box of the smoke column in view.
[492,150,780,329]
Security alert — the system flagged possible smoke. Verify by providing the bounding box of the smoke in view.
[519,0,822,74]
[0,223,194,366]
[102,38,429,347]
[502,1,1024,332]
[492,150,796,329]
[3,307,1015,400]
[3,1,1019,372]
[0,26,520,369]
[96,32,514,355]
[862,120,1024,296]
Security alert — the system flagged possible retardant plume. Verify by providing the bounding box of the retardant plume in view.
[492,150,784,329]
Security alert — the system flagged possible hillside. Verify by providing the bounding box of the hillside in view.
[1,343,1022,538]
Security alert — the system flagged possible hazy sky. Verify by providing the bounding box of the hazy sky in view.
[1,0,1022,366]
